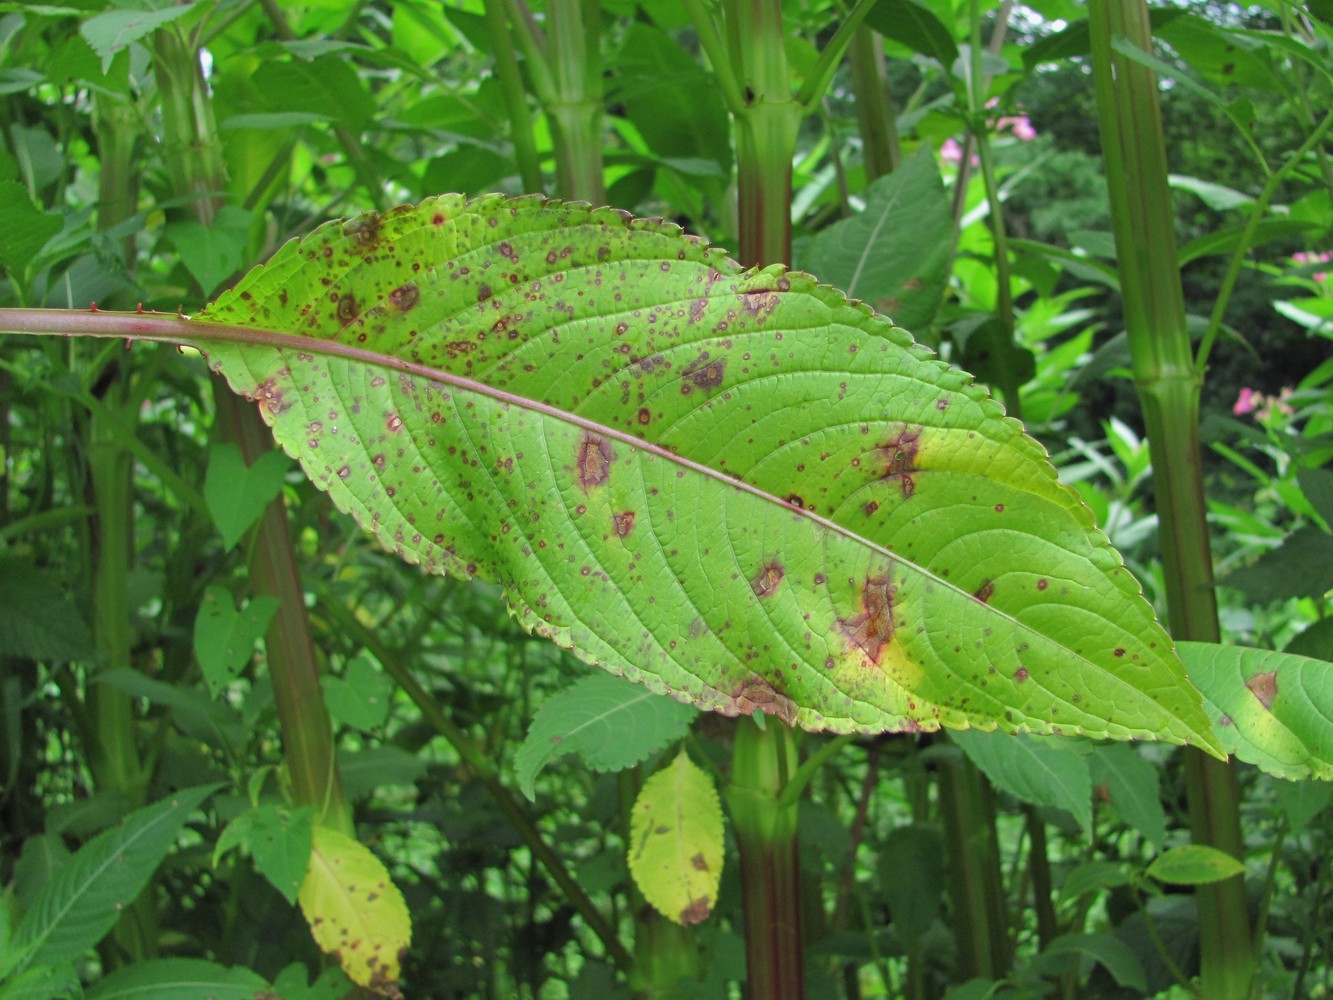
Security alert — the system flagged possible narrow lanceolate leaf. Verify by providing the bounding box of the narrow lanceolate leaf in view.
[628,752,724,925]
[1179,641,1333,781]
[187,194,1218,750]
[3,785,220,978]
[298,826,410,995]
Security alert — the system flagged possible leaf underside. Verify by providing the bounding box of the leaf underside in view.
[192,194,1219,752]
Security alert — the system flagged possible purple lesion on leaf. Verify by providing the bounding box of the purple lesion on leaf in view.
[839,574,896,666]
[681,354,726,393]
[577,434,613,489]
[612,511,636,537]
[876,425,922,499]
[1246,670,1277,710]
[729,676,797,726]
[972,580,995,604]
[388,283,419,311]
[750,560,784,599]
[741,289,779,318]
[336,292,359,326]
[343,211,382,250]
[689,297,708,323]
[253,371,292,416]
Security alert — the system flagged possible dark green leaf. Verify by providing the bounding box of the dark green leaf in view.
[336,745,429,801]
[878,823,944,947]
[516,671,697,800]
[1088,744,1165,846]
[801,147,952,332]
[1221,526,1333,603]
[1039,932,1146,991]
[0,182,61,280]
[79,5,192,72]
[866,0,959,67]
[953,731,1092,836]
[165,205,252,296]
[85,958,268,999]
[322,652,394,731]
[3,785,220,977]
[0,559,93,662]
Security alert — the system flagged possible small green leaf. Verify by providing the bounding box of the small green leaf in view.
[1039,932,1147,992]
[0,964,81,1000]
[337,745,429,801]
[1146,845,1245,886]
[515,672,697,800]
[216,805,314,906]
[270,963,353,1000]
[953,731,1093,837]
[1273,780,1332,832]
[80,5,193,72]
[298,826,410,992]
[4,785,221,978]
[203,442,292,551]
[165,205,252,296]
[322,653,394,732]
[84,958,268,999]
[628,752,724,926]
[193,586,280,695]
[0,559,93,662]
[1088,744,1166,846]
[865,0,959,66]
[1180,641,1333,781]
[1221,526,1333,604]
[0,182,61,280]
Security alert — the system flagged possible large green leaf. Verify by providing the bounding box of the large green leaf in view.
[172,196,1214,749]
[84,958,269,1000]
[2,785,220,979]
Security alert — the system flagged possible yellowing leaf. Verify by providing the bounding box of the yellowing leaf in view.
[628,752,724,925]
[297,826,410,996]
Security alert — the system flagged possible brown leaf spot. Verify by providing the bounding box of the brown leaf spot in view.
[1014,667,1030,682]
[973,580,995,604]
[731,677,797,726]
[750,560,784,599]
[839,574,896,666]
[577,434,613,489]
[1247,670,1277,710]
[336,293,359,326]
[689,297,708,323]
[343,212,382,249]
[477,282,493,303]
[636,407,651,425]
[690,852,709,871]
[1037,578,1049,591]
[741,290,779,317]
[877,426,921,499]
[612,511,636,537]
[388,283,419,311]
[681,354,726,393]
[679,897,712,925]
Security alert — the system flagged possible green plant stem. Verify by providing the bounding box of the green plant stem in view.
[1023,806,1057,949]
[484,0,545,194]
[848,26,898,181]
[728,716,803,1000]
[318,596,634,975]
[938,745,1011,980]
[217,391,352,834]
[1089,4,1254,997]
[546,0,604,202]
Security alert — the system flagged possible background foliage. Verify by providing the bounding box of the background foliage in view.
[0,1,1330,998]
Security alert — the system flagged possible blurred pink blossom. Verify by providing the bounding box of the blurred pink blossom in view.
[1234,386,1295,420]
[1233,387,1259,415]
[940,138,978,166]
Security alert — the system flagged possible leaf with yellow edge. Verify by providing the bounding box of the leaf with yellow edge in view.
[628,751,724,925]
[297,826,410,996]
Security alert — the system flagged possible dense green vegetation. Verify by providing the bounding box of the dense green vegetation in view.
[0,1,1330,999]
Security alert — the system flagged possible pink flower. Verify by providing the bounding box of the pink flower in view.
[1009,116,1037,141]
[1233,387,1259,415]
[941,138,976,165]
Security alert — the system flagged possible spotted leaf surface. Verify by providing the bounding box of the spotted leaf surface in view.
[1180,641,1333,780]
[193,194,1220,751]
[297,826,409,996]
[628,751,724,925]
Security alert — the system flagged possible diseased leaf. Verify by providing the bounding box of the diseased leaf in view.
[627,752,724,926]
[171,196,1214,750]
[3,785,220,979]
[298,826,410,993]
[953,730,1093,837]
[515,671,698,800]
[1180,641,1333,781]
[1145,845,1244,886]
